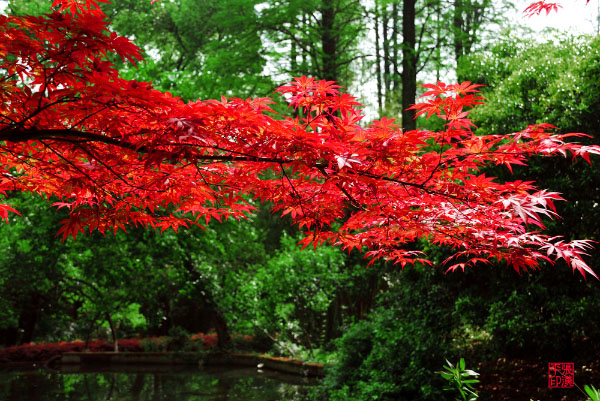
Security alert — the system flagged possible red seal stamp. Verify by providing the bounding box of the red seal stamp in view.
[548,362,574,388]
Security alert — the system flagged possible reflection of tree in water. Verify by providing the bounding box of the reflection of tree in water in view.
[216,377,231,401]
[0,368,311,401]
[6,371,51,401]
[131,373,144,401]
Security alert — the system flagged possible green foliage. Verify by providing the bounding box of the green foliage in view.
[453,34,600,360]
[140,337,168,352]
[103,0,273,101]
[315,267,458,401]
[229,232,346,351]
[0,191,375,353]
[4,0,47,15]
[439,358,479,401]
[459,35,600,137]
[0,193,71,344]
[166,326,190,351]
[585,384,600,401]
[458,36,600,254]
[484,283,600,357]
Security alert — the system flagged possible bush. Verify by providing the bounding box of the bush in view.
[140,337,168,352]
[484,280,600,360]
[314,267,458,401]
[166,326,189,351]
[0,339,142,362]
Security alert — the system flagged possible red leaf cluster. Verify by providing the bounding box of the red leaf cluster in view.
[0,4,599,278]
[523,1,562,17]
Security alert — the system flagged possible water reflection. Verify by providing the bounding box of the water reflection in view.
[0,365,314,401]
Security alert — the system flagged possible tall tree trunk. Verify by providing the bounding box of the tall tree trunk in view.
[17,293,41,344]
[454,0,491,81]
[106,312,118,352]
[391,1,400,93]
[210,309,232,349]
[301,13,308,72]
[321,1,337,82]
[453,0,465,79]
[382,4,390,100]
[374,1,383,115]
[324,293,342,343]
[401,0,417,131]
[183,258,232,349]
[436,0,442,82]
[290,36,297,74]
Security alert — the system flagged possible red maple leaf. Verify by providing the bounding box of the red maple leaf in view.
[0,2,598,280]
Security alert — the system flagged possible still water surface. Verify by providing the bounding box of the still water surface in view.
[0,365,314,401]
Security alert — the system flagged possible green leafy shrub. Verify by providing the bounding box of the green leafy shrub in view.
[483,280,600,359]
[166,326,190,351]
[140,337,168,352]
[439,358,479,401]
[455,35,600,361]
[314,267,458,401]
[584,385,600,401]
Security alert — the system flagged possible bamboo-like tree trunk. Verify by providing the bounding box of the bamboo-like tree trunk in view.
[374,0,383,115]
[401,0,417,131]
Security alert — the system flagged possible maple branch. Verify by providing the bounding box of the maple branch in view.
[4,129,492,211]
[0,142,73,189]
[16,130,491,207]
[6,97,81,132]
[72,141,169,194]
[419,132,451,187]
[39,139,111,201]
[279,162,316,228]
[0,114,18,124]
[2,128,297,164]
[68,104,113,130]
[2,128,137,150]
[317,165,363,211]
[346,168,442,198]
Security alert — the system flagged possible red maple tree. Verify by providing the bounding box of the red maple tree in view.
[1,0,599,277]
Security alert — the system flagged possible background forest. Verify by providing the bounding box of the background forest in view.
[1,0,599,400]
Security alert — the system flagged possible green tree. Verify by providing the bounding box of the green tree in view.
[101,0,273,100]
[315,266,458,401]
[455,34,600,359]
[0,194,69,346]
[315,34,600,401]
[259,0,365,86]
[459,35,600,257]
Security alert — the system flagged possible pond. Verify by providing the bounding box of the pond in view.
[0,365,315,401]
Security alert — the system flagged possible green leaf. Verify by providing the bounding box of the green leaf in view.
[584,385,600,401]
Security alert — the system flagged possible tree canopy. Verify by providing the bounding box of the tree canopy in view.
[1,0,599,277]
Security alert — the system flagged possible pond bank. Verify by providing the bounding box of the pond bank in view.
[59,351,326,377]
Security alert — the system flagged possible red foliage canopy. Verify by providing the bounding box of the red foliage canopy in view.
[1,1,599,277]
